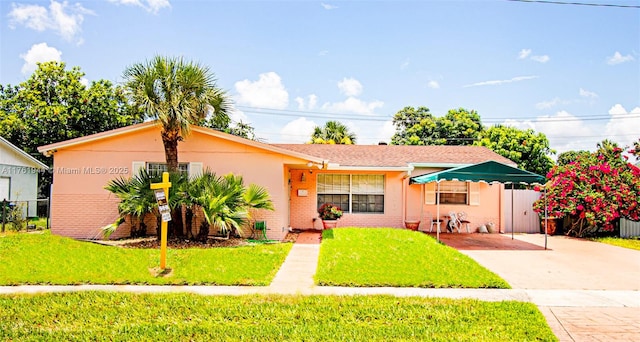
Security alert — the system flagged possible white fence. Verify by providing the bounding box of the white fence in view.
[620,218,640,238]
[503,189,541,233]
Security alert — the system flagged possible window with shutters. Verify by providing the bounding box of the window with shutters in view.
[317,174,384,213]
[424,181,480,206]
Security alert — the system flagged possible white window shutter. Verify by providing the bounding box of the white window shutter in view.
[469,182,480,206]
[424,182,436,205]
[189,162,203,178]
[131,161,145,176]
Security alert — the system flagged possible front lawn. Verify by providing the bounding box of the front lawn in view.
[593,236,640,251]
[0,292,557,341]
[0,231,291,285]
[316,228,510,288]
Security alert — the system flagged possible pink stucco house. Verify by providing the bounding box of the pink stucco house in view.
[38,121,517,240]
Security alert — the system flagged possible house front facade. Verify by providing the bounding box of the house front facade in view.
[38,122,517,240]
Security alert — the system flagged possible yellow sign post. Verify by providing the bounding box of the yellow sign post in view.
[151,172,172,270]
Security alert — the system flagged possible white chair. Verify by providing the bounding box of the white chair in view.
[447,211,461,233]
[428,213,442,233]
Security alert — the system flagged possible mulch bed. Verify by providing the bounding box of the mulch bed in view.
[106,232,300,249]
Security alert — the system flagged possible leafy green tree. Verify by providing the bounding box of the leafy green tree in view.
[390,106,484,145]
[390,106,438,145]
[534,141,640,237]
[437,108,483,145]
[123,56,231,172]
[310,120,356,144]
[474,125,555,176]
[0,61,143,195]
[556,150,591,166]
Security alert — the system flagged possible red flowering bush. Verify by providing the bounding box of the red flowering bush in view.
[533,141,640,237]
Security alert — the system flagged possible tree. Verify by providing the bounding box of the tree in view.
[309,121,356,144]
[556,150,590,166]
[122,56,231,172]
[390,106,438,145]
[534,140,640,237]
[474,125,555,176]
[390,106,484,145]
[0,61,143,196]
[437,108,483,145]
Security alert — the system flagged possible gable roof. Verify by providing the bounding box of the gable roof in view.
[274,144,516,168]
[0,136,48,169]
[37,121,325,164]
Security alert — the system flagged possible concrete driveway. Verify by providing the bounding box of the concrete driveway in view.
[446,233,640,341]
[451,233,640,290]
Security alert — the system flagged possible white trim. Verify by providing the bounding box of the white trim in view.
[325,165,411,172]
[0,136,48,169]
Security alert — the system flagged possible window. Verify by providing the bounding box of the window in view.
[317,174,384,213]
[439,181,467,204]
[424,181,480,206]
[146,162,189,176]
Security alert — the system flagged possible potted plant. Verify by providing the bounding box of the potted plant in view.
[318,203,343,229]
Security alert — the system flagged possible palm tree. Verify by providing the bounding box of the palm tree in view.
[309,120,357,144]
[123,56,230,172]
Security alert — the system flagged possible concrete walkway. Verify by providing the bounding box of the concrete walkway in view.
[1,231,638,341]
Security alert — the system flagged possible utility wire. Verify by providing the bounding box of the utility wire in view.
[506,0,640,9]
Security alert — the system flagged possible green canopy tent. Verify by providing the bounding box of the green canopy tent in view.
[409,161,548,247]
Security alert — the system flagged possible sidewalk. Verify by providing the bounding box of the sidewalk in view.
[1,231,638,341]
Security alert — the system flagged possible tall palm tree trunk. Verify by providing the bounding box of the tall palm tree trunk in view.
[161,129,180,172]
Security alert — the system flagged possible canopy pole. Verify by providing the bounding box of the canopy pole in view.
[436,181,440,242]
[511,183,514,240]
[544,187,548,250]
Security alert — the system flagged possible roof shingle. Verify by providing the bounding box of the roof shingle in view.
[273,144,515,167]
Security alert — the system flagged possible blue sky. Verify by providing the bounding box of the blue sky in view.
[1,0,638,156]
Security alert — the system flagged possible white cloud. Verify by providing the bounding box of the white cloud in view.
[321,97,384,115]
[295,94,318,111]
[20,43,62,75]
[318,50,328,56]
[321,3,338,10]
[8,1,93,44]
[400,58,410,70]
[427,80,440,89]
[607,51,635,65]
[80,77,89,87]
[279,117,317,143]
[234,72,289,109]
[463,75,538,88]
[604,105,640,149]
[502,105,640,156]
[518,49,531,59]
[536,97,564,110]
[579,88,598,98]
[531,55,550,63]
[107,0,171,14]
[337,77,363,97]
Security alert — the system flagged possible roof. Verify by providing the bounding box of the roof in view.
[37,121,325,164]
[36,122,516,171]
[274,144,516,168]
[0,136,48,169]
[410,160,545,185]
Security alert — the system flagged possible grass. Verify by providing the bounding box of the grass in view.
[0,292,557,341]
[593,236,640,250]
[316,228,510,288]
[0,231,291,285]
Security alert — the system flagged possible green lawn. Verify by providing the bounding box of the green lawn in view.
[593,237,640,251]
[316,228,510,288]
[0,231,291,285]
[0,292,557,341]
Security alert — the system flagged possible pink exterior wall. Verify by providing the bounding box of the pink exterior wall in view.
[289,167,505,233]
[49,125,306,240]
[289,169,407,230]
